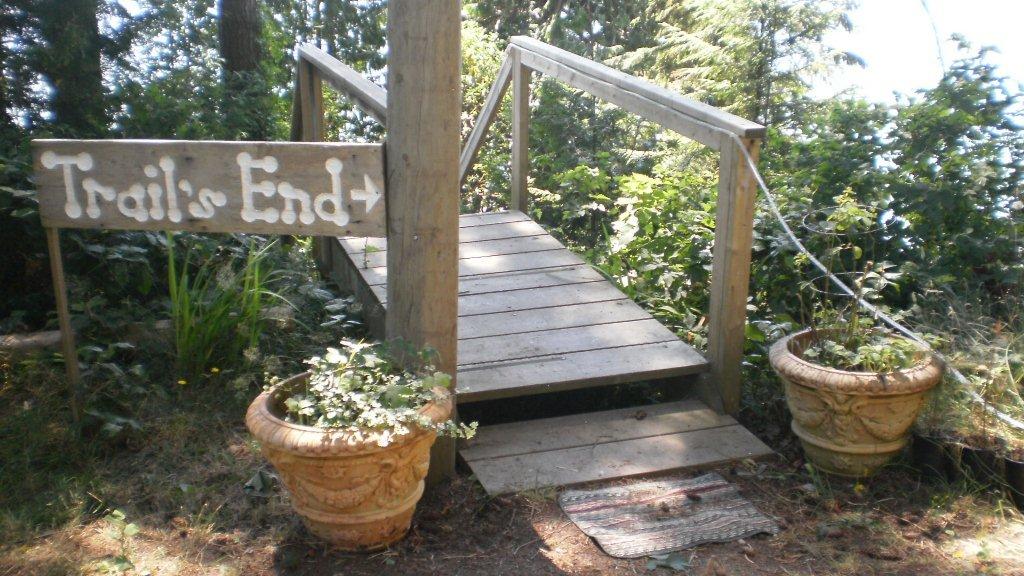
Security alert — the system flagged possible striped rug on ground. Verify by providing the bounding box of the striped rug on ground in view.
[558,472,778,558]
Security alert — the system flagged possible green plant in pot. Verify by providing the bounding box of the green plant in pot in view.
[246,339,475,550]
[770,319,944,477]
[770,195,944,476]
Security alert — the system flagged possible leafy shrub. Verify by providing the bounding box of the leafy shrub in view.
[167,235,286,379]
[278,339,476,446]
[802,327,920,373]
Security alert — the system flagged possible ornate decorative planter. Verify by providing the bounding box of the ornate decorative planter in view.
[246,372,452,550]
[769,329,944,477]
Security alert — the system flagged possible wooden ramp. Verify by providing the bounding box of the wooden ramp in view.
[324,210,773,493]
[327,210,708,401]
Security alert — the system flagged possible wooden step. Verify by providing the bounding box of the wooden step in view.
[460,399,774,495]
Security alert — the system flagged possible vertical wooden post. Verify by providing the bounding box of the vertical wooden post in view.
[290,72,304,142]
[296,57,328,268]
[45,227,82,425]
[510,48,531,213]
[386,0,461,482]
[705,137,761,415]
[298,60,324,143]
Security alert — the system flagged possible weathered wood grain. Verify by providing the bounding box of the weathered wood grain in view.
[511,49,531,212]
[460,399,735,461]
[458,318,678,366]
[458,210,532,227]
[385,0,462,480]
[297,44,387,123]
[360,249,585,286]
[368,265,606,306]
[323,213,707,405]
[457,280,627,317]
[466,421,773,495]
[705,138,762,414]
[457,340,708,402]
[353,234,563,268]
[32,140,385,237]
[338,219,550,257]
[45,228,81,424]
[459,299,646,339]
[297,59,325,142]
[510,36,765,139]
[516,48,728,151]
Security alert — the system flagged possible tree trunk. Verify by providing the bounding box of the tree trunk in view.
[34,0,106,136]
[217,0,270,140]
[218,0,262,75]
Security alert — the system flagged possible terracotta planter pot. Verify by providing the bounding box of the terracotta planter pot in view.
[246,372,453,550]
[770,329,944,477]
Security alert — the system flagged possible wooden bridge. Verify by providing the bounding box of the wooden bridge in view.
[292,35,772,494]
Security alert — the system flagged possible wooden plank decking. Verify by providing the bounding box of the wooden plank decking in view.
[461,399,774,495]
[324,210,775,494]
[326,210,709,402]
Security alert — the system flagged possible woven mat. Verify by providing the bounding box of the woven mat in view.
[558,472,778,558]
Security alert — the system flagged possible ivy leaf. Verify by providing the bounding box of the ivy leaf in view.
[384,384,414,407]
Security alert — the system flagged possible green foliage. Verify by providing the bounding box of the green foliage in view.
[802,326,920,373]
[595,166,719,344]
[461,19,512,212]
[278,339,476,444]
[94,509,140,574]
[608,0,860,126]
[0,146,49,332]
[885,45,1024,292]
[0,0,1019,461]
[167,235,286,380]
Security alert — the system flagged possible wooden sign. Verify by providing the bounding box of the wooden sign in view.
[32,139,386,237]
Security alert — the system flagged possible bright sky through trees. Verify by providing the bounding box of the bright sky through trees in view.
[816,0,1023,102]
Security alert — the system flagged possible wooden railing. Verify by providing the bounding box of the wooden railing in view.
[292,44,388,268]
[460,36,765,415]
[292,43,386,145]
[292,38,765,416]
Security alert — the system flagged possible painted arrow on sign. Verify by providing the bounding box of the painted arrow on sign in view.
[351,173,383,213]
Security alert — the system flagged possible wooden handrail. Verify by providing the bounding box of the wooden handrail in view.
[455,37,765,416]
[459,48,513,184]
[290,36,764,416]
[510,36,764,141]
[296,44,387,124]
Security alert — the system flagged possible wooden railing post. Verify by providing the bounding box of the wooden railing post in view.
[295,57,327,267]
[705,137,761,415]
[386,0,461,483]
[510,48,531,213]
[297,61,324,143]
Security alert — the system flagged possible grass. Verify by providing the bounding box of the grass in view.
[913,290,1024,452]
[2,238,1023,574]
[167,234,288,380]
[3,337,1023,575]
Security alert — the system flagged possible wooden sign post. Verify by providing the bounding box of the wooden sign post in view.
[386,0,461,481]
[32,139,387,423]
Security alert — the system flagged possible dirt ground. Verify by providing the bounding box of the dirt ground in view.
[3,412,1023,576]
